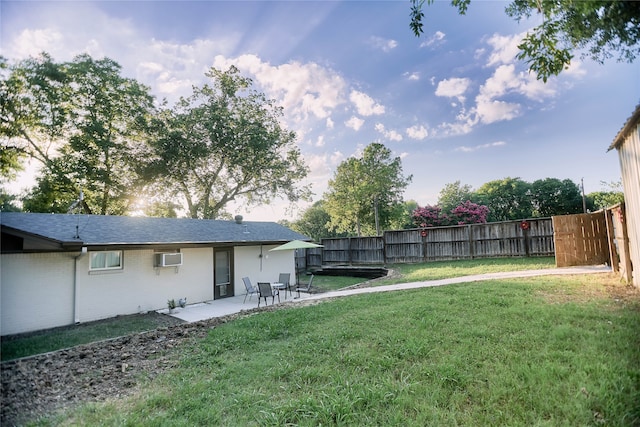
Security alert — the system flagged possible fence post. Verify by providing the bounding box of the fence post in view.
[468,224,474,259]
[523,227,530,257]
[605,208,619,273]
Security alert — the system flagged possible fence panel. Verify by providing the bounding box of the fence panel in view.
[307,218,554,268]
[424,226,471,260]
[384,230,423,263]
[553,212,608,267]
[349,237,384,264]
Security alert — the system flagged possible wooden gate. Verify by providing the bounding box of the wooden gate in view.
[553,212,609,267]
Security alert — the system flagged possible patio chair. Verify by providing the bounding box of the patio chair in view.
[295,274,314,298]
[278,273,292,298]
[242,277,259,303]
[257,282,280,307]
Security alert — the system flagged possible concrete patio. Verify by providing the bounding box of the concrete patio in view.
[157,288,311,322]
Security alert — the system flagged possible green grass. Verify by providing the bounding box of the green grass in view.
[377,256,557,284]
[1,313,181,361]
[34,273,640,426]
[309,274,365,291]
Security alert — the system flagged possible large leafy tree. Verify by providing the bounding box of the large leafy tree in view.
[142,66,309,219]
[587,180,624,210]
[475,177,532,221]
[1,53,155,214]
[410,0,640,82]
[529,177,583,216]
[290,201,346,242]
[437,180,474,214]
[1,53,71,181]
[324,143,412,236]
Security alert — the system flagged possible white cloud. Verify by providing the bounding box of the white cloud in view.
[455,141,506,152]
[8,28,64,58]
[345,116,365,131]
[315,135,325,147]
[406,125,429,140]
[214,54,347,122]
[326,117,335,129]
[420,31,445,48]
[370,36,398,52]
[435,77,471,103]
[374,123,403,141]
[485,32,525,67]
[405,72,420,81]
[349,90,385,116]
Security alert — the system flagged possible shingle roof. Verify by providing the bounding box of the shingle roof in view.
[1,212,309,247]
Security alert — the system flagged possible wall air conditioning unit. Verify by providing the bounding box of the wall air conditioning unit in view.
[154,252,183,267]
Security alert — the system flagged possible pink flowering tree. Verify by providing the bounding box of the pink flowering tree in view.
[412,201,489,227]
[412,204,449,227]
[449,201,489,225]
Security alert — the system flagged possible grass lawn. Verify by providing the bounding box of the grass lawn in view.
[38,272,639,426]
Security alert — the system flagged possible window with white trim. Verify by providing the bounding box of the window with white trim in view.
[90,250,123,271]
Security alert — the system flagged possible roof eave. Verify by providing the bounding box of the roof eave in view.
[608,104,640,152]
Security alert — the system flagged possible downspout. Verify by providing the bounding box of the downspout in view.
[73,247,87,324]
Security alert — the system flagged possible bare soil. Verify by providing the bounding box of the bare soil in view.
[0,306,287,426]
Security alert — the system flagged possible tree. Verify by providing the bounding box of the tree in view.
[390,199,419,230]
[410,0,640,82]
[1,53,71,180]
[437,181,474,214]
[142,66,309,219]
[475,177,532,221]
[412,204,448,228]
[587,180,624,210]
[324,143,412,236]
[2,53,155,214]
[61,55,155,214]
[529,178,583,217]
[449,200,489,225]
[412,200,488,227]
[290,201,345,242]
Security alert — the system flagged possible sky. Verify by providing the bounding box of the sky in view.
[2,1,639,221]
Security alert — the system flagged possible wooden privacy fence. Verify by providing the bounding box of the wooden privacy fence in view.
[552,212,609,267]
[302,218,554,267]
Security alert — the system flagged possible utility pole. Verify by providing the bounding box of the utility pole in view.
[581,178,587,213]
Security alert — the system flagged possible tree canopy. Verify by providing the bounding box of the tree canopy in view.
[2,53,155,214]
[410,0,640,82]
[324,143,412,236]
[2,54,310,218]
[141,66,309,219]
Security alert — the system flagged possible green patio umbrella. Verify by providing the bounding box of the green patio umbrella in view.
[270,240,323,286]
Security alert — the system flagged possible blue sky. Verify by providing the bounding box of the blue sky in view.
[2,1,639,221]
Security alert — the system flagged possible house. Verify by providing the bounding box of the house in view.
[0,212,310,336]
[608,104,640,288]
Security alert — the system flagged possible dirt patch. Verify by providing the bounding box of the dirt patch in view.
[0,305,290,426]
[536,274,640,308]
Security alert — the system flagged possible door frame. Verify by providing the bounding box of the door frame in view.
[213,246,234,299]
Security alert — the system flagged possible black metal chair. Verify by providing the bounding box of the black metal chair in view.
[242,277,259,303]
[295,274,314,298]
[257,282,279,307]
[278,273,292,298]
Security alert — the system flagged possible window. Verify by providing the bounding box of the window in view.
[90,250,123,271]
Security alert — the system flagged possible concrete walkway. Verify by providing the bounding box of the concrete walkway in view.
[162,265,612,323]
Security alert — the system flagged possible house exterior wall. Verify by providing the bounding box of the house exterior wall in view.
[1,253,76,335]
[1,244,296,336]
[617,122,640,287]
[76,248,215,324]
[233,245,296,293]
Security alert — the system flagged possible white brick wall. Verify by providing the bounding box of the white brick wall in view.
[1,253,75,335]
